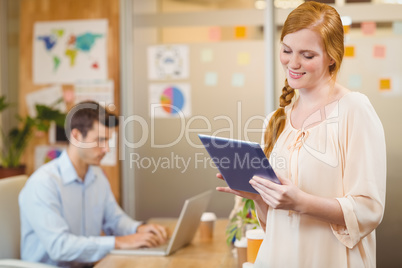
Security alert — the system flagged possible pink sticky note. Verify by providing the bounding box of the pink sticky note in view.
[209,27,221,41]
[361,21,376,35]
[63,89,75,103]
[373,45,386,58]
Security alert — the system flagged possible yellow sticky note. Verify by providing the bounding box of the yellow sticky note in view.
[344,46,355,57]
[343,25,350,34]
[235,26,247,39]
[379,78,391,91]
[237,52,250,65]
[201,49,213,62]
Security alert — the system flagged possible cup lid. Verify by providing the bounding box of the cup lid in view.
[234,237,247,247]
[201,212,217,221]
[242,262,254,268]
[246,228,264,240]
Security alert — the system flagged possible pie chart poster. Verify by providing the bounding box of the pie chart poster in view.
[149,83,192,118]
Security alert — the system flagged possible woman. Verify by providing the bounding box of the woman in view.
[217,2,386,267]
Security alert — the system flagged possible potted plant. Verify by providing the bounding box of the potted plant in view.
[0,95,66,178]
[226,198,260,245]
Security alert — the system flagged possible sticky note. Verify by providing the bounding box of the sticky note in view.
[373,45,386,58]
[205,72,218,86]
[361,21,376,35]
[392,21,402,35]
[343,25,350,35]
[348,74,362,89]
[235,26,247,39]
[208,27,221,41]
[232,73,245,87]
[344,46,355,57]
[379,78,391,91]
[237,52,250,66]
[201,49,213,62]
[63,89,75,103]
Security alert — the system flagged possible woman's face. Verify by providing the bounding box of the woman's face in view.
[280,28,334,91]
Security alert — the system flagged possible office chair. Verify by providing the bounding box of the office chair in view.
[0,175,57,268]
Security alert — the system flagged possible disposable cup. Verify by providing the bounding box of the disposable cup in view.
[234,237,247,268]
[246,229,264,263]
[199,212,217,240]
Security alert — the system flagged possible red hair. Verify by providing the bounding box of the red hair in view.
[264,1,344,158]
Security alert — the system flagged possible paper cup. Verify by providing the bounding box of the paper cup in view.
[246,229,264,263]
[234,237,248,268]
[199,212,217,240]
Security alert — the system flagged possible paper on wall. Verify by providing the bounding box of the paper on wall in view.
[25,85,66,117]
[74,80,114,108]
[33,19,108,84]
[147,45,189,80]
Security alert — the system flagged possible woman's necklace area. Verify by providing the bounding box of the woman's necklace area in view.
[291,86,335,130]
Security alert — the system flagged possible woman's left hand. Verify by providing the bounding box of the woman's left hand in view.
[250,175,304,212]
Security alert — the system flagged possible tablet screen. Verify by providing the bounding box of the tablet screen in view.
[198,134,280,194]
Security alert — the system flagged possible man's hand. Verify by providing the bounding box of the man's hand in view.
[114,223,168,250]
[137,223,168,243]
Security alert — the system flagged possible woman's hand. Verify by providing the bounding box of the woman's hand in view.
[250,175,346,226]
[215,173,262,202]
[250,175,303,211]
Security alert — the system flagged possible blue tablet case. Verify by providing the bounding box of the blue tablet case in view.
[198,134,280,194]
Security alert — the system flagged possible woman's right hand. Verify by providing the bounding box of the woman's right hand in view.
[216,173,261,201]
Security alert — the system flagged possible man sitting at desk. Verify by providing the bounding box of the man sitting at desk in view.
[19,101,167,267]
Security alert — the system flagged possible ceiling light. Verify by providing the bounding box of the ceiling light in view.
[255,0,267,10]
[274,0,304,9]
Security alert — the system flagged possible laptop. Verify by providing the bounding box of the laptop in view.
[110,190,212,256]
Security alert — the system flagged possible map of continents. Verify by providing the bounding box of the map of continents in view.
[37,30,103,72]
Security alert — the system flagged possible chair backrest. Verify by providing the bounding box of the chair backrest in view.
[0,175,28,259]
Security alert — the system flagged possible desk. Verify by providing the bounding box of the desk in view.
[95,218,237,268]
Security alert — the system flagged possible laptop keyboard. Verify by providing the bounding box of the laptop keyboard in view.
[139,238,171,251]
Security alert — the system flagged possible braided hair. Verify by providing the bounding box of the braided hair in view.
[263,1,344,158]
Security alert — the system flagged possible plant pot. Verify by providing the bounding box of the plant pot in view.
[0,165,26,179]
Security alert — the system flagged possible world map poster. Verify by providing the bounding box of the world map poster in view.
[33,19,108,84]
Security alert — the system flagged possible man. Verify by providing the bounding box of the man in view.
[19,101,167,267]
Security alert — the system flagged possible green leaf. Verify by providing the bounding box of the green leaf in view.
[0,95,67,167]
[235,226,243,240]
[0,96,10,112]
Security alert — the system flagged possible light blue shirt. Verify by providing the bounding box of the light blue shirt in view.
[19,151,141,267]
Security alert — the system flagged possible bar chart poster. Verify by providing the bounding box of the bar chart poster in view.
[149,83,192,118]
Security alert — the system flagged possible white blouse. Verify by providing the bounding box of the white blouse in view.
[254,92,386,268]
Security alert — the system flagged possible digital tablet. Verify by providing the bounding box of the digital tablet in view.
[198,134,280,194]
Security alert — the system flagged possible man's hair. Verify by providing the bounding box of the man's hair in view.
[65,101,119,139]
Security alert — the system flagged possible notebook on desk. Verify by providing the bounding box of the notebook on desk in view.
[110,190,212,256]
